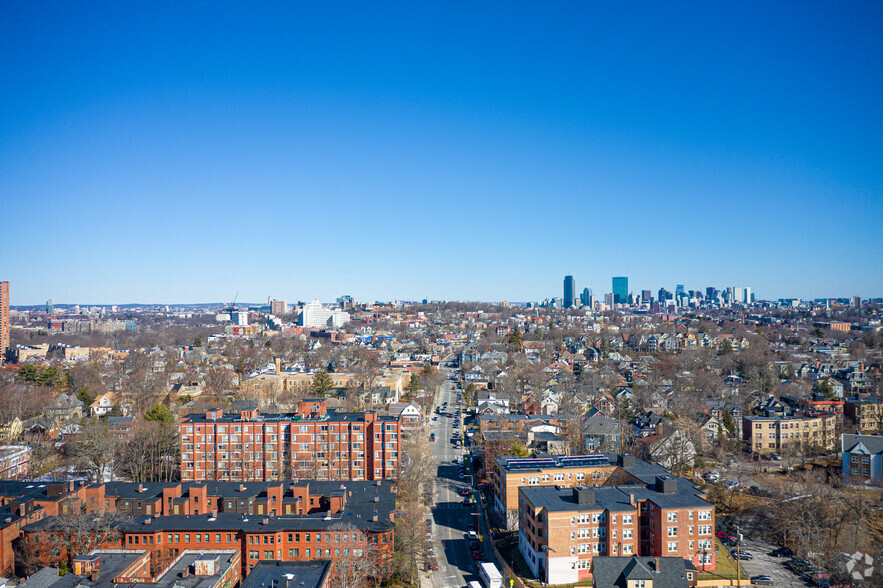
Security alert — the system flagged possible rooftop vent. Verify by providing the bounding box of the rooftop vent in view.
[572,486,595,504]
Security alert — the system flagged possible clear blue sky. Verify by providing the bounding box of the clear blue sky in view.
[1,1,881,305]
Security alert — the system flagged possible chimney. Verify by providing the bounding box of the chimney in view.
[138,484,144,493]
[90,572,99,582]
[212,508,218,517]
[654,557,660,572]
[628,493,636,507]
[262,516,270,525]
[181,568,190,579]
[240,484,246,492]
[372,514,378,522]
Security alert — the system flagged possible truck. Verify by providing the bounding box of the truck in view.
[478,561,503,588]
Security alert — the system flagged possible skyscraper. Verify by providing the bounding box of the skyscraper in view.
[612,276,628,305]
[563,275,575,308]
[0,282,8,359]
[580,287,593,307]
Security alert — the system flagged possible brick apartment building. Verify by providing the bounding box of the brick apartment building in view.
[38,549,242,588]
[844,395,883,434]
[180,399,400,482]
[491,453,671,530]
[15,479,395,579]
[0,446,31,480]
[742,411,837,455]
[518,476,715,584]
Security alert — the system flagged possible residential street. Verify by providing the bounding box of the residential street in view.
[426,359,483,588]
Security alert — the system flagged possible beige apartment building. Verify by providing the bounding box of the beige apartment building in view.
[742,411,837,454]
[242,368,409,400]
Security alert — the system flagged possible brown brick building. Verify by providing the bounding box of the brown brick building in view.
[491,453,671,530]
[180,400,400,482]
[518,476,714,584]
[18,479,395,579]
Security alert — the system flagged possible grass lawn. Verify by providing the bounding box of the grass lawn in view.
[697,538,747,582]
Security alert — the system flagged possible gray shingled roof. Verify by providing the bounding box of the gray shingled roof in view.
[592,556,689,588]
[842,434,883,454]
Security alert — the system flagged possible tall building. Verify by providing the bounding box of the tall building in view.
[580,288,593,307]
[675,284,685,297]
[641,290,651,303]
[612,277,628,305]
[270,298,288,316]
[299,299,350,329]
[563,275,575,308]
[0,282,8,359]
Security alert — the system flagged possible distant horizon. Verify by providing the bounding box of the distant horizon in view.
[6,292,878,309]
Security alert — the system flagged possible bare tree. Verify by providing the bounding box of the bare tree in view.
[119,420,179,482]
[397,429,436,506]
[16,512,127,575]
[394,501,431,585]
[70,420,123,482]
[328,523,380,588]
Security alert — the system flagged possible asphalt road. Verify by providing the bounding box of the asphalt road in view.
[427,360,481,588]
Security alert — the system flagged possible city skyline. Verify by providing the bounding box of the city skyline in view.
[2,3,882,304]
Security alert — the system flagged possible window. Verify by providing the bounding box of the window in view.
[622,514,633,525]
[668,541,678,552]
[667,511,677,522]
[667,527,677,537]
[697,510,711,521]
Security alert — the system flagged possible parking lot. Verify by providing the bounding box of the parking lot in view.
[729,537,823,587]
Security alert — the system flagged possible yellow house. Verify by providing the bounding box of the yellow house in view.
[0,417,23,443]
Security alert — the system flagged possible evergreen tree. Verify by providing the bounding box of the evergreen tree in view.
[144,403,175,423]
[310,368,334,398]
[721,409,736,436]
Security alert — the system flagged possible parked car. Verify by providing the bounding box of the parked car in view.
[771,453,783,460]
[724,480,739,490]
[430,433,435,441]
[427,557,439,571]
[732,550,754,560]
[460,488,471,496]
[717,531,735,541]
[467,530,478,540]
[771,546,795,557]
[786,558,810,571]
[750,575,773,586]
[722,537,738,547]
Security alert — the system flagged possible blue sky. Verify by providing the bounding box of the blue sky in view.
[1,1,881,305]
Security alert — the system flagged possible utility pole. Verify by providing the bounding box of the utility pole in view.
[736,525,741,586]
